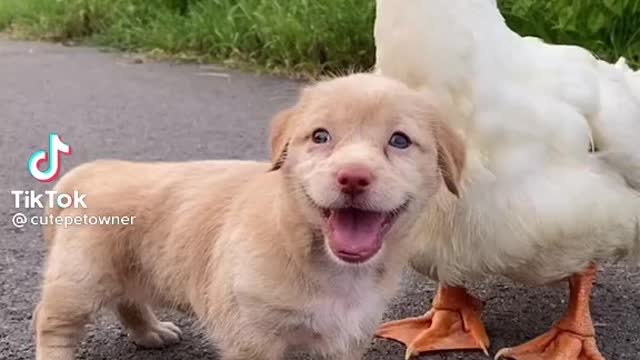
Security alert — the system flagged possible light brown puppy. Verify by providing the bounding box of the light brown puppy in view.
[34,73,465,360]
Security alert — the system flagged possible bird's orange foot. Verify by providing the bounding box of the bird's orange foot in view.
[496,264,605,360]
[495,327,604,360]
[376,286,489,359]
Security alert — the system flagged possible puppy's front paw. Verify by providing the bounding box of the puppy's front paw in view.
[130,321,183,348]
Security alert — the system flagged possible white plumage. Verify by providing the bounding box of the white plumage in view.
[615,57,640,102]
[374,0,640,358]
[375,0,640,286]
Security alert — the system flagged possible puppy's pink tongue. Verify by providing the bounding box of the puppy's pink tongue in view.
[327,209,386,263]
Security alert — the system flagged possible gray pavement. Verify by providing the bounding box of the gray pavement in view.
[0,39,639,360]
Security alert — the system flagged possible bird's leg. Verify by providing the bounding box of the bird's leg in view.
[376,285,489,359]
[496,263,605,360]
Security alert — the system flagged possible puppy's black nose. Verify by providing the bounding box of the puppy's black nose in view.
[337,165,372,195]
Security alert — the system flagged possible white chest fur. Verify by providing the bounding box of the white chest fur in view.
[234,268,390,357]
[286,277,387,355]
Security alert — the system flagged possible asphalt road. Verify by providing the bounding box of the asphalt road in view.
[1,39,639,360]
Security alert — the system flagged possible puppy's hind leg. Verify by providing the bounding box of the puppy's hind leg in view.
[34,290,93,360]
[35,228,124,360]
[35,252,108,359]
[115,302,182,348]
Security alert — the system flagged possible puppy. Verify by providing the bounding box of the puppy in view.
[34,73,465,360]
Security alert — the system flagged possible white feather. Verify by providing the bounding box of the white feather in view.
[375,0,640,286]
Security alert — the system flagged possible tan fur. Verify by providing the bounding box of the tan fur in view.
[432,121,466,197]
[269,108,295,169]
[34,73,464,360]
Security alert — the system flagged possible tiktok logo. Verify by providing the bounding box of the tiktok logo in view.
[27,133,72,182]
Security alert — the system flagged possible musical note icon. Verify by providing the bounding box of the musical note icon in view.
[28,133,72,182]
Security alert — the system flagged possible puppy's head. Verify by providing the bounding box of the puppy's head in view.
[270,74,464,265]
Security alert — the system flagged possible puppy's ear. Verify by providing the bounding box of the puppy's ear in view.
[433,121,466,197]
[269,108,296,171]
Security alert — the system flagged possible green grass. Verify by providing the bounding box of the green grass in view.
[499,0,640,67]
[0,0,377,76]
[0,0,638,77]
[0,0,20,29]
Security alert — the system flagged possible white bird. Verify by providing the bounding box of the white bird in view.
[615,57,640,102]
[373,1,640,359]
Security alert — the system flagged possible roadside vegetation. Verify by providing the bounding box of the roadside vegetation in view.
[0,0,638,77]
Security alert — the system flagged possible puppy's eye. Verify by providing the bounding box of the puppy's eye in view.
[389,132,412,149]
[312,129,331,144]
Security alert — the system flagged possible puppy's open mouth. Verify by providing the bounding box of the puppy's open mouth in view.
[320,204,408,264]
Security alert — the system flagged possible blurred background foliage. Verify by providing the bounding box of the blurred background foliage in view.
[0,0,638,77]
